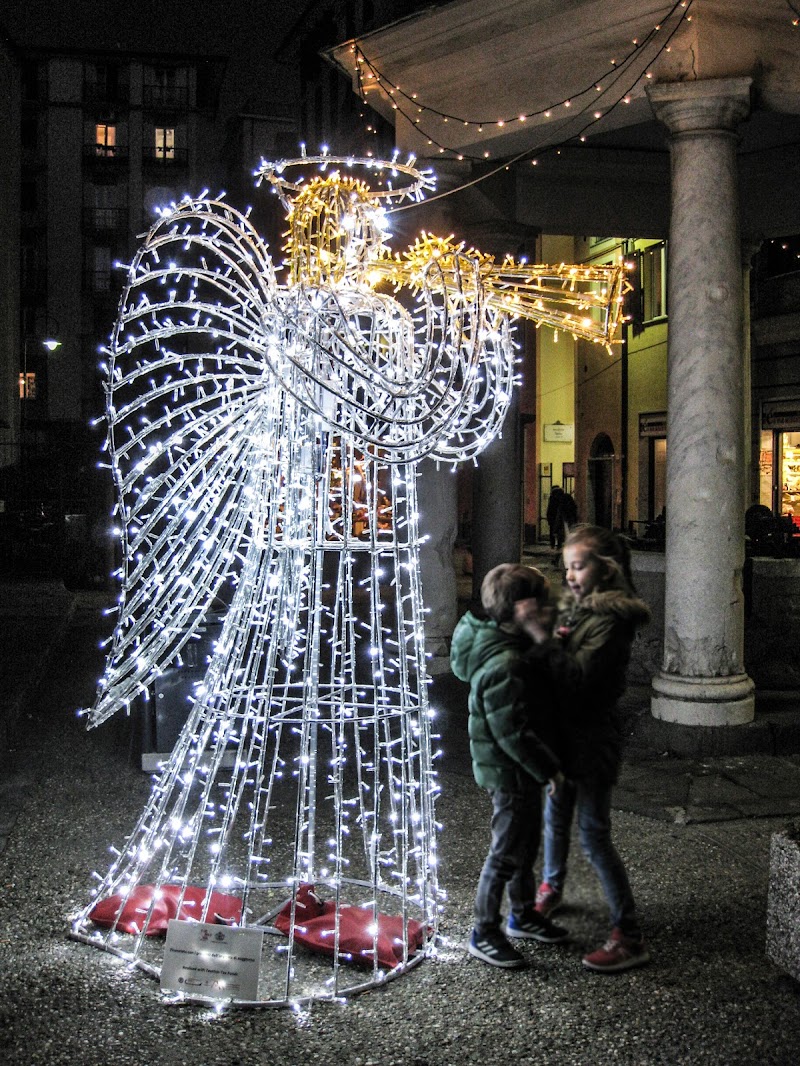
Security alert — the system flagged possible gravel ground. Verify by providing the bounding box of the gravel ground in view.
[2,609,800,1065]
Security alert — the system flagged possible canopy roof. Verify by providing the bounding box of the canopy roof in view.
[326,0,800,237]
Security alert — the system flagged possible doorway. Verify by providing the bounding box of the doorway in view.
[588,433,615,528]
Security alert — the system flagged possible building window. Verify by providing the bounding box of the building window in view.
[85,62,127,103]
[155,127,175,161]
[143,66,189,107]
[21,117,38,150]
[21,180,38,212]
[86,183,126,230]
[21,244,43,293]
[92,246,112,290]
[95,124,117,158]
[20,371,37,400]
[640,242,667,322]
[21,61,43,102]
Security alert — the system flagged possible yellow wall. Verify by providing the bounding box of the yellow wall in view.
[536,235,577,535]
[627,314,668,523]
[532,234,670,536]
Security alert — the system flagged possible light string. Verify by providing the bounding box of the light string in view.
[70,157,627,1007]
[351,0,694,163]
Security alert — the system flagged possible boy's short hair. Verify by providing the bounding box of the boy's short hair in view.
[480,564,547,624]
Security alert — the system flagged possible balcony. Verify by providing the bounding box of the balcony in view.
[83,83,130,106]
[142,145,189,169]
[83,268,113,294]
[82,207,130,233]
[82,144,129,168]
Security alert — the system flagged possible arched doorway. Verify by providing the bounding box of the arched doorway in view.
[588,433,615,528]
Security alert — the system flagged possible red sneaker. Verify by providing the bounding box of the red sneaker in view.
[534,881,563,918]
[582,928,651,973]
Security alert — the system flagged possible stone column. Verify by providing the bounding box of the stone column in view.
[647,78,755,726]
[471,395,523,604]
[417,457,459,674]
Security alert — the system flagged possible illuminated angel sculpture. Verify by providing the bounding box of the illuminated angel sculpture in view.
[70,153,627,1006]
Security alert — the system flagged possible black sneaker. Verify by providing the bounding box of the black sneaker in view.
[507,908,569,943]
[468,929,527,969]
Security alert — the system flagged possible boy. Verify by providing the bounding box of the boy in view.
[450,563,568,969]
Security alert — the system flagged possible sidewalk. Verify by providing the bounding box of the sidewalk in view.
[1,590,799,1065]
[4,576,800,852]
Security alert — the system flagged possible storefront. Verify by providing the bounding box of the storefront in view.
[760,400,800,528]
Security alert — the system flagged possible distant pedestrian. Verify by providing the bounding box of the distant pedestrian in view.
[450,563,568,970]
[546,486,578,551]
[546,487,566,549]
[515,525,651,973]
[561,490,578,529]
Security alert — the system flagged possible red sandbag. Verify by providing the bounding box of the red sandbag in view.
[88,884,243,934]
[274,883,424,969]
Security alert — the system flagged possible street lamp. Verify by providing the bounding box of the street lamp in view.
[20,335,62,462]
[20,336,62,402]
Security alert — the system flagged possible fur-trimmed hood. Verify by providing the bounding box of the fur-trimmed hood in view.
[558,580,651,628]
[567,584,652,622]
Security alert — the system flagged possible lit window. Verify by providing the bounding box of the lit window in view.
[19,372,37,400]
[95,124,116,158]
[155,127,175,161]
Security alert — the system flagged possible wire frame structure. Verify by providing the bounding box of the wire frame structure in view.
[70,152,628,1007]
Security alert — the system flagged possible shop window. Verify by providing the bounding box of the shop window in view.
[782,432,800,527]
[759,430,774,509]
[651,438,667,519]
[154,127,175,161]
[327,440,392,541]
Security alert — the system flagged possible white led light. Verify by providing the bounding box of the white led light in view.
[74,154,627,1008]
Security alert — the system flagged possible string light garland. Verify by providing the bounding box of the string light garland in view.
[349,0,694,162]
[69,151,628,1008]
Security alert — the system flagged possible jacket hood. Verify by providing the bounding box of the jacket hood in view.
[450,611,530,682]
[559,582,651,627]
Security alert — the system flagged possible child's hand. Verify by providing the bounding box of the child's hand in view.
[514,597,554,643]
[547,771,565,796]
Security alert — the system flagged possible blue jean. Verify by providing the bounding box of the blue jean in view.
[542,778,640,938]
[474,787,542,935]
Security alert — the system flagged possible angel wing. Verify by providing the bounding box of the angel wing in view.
[90,196,284,725]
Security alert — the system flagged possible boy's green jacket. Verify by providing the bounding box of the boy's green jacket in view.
[450,611,561,792]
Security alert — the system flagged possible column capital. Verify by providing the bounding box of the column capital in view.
[646,77,752,135]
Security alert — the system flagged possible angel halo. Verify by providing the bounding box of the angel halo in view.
[69,152,627,1007]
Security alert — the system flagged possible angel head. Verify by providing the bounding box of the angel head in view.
[256,154,435,287]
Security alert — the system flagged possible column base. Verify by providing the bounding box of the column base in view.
[651,671,755,726]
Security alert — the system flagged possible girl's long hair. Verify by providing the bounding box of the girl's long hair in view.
[563,524,637,593]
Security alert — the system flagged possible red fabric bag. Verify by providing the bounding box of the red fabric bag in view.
[273,883,425,969]
[88,884,243,934]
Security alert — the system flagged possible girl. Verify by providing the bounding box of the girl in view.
[515,524,651,973]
